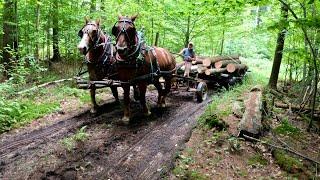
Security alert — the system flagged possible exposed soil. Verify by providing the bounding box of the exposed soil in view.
[0,87,211,179]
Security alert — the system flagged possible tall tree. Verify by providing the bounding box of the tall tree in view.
[2,0,18,79]
[268,4,289,89]
[51,0,60,62]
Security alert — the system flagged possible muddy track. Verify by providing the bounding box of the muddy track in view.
[0,88,212,179]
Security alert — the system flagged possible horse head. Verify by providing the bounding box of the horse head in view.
[77,18,102,57]
[112,15,138,60]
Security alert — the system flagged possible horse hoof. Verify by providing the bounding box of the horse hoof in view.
[144,110,151,116]
[121,116,130,125]
[90,108,98,114]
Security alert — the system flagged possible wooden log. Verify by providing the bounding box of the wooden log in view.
[202,55,240,67]
[238,87,263,137]
[192,56,205,65]
[176,62,184,69]
[275,102,320,113]
[214,59,241,69]
[17,78,73,95]
[204,68,227,76]
[226,63,248,75]
[197,65,208,74]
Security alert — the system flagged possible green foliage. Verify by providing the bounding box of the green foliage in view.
[61,126,89,151]
[247,153,269,166]
[274,118,301,136]
[0,97,59,133]
[273,149,303,174]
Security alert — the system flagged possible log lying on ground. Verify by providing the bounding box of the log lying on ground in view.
[205,68,227,76]
[214,59,241,69]
[17,78,73,95]
[226,63,248,75]
[238,87,263,137]
[275,102,320,113]
[202,55,240,67]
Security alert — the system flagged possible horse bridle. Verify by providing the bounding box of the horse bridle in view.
[112,19,137,53]
[78,23,102,56]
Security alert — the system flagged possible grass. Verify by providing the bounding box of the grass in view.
[0,81,92,133]
[198,57,275,128]
[273,149,303,174]
[274,118,301,137]
[61,126,89,151]
[247,153,269,166]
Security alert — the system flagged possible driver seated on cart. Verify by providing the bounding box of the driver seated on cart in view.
[179,42,195,78]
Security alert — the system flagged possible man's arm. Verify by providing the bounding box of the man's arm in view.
[178,48,185,55]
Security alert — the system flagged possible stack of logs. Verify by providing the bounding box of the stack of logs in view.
[195,55,248,76]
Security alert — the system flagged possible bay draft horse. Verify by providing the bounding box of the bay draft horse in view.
[77,18,119,113]
[112,15,176,123]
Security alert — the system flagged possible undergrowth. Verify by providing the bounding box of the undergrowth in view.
[61,126,89,152]
[0,61,91,134]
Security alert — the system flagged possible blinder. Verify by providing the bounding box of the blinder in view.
[78,29,83,38]
[111,25,118,36]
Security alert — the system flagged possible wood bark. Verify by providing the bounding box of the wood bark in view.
[238,87,263,137]
[154,32,159,46]
[214,59,241,69]
[197,65,207,74]
[35,0,41,60]
[268,4,288,89]
[205,68,227,76]
[275,102,320,113]
[51,0,60,62]
[226,64,248,75]
[202,55,240,67]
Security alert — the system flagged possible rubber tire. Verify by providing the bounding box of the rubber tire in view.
[196,82,208,103]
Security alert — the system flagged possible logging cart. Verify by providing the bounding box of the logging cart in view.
[172,65,209,103]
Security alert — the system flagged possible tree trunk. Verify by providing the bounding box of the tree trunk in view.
[184,15,191,47]
[35,0,41,60]
[2,0,18,79]
[154,32,159,46]
[220,29,225,55]
[51,0,60,63]
[268,4,288,89]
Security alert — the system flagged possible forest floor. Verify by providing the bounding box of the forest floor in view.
[0,58,319,179]
[0,86,212,179]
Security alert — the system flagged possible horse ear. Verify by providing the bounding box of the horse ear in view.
[85,16,89,24]
[96,18,101,27]
[131,14,138,22]
[118,14,123,20]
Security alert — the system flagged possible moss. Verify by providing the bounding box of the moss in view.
[274,118,300,137]
[273,150,303,174]
[247,153,269,166]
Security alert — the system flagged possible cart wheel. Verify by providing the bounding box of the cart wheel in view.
[196,82,208,102]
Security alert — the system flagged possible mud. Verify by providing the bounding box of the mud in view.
[0,87,212,179]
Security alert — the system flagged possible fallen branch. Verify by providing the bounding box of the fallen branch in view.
[275,102,320,113]
[242,134,320,166]
[16,78,73,95]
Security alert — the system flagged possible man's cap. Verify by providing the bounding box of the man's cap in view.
[188,42,193,45]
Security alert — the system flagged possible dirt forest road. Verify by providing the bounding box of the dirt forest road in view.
[0,88,212,179]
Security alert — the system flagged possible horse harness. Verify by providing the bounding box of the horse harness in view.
[112,19,163,83]
[77,24,116,77]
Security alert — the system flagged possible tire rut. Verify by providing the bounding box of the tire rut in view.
[0,89,213,179]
